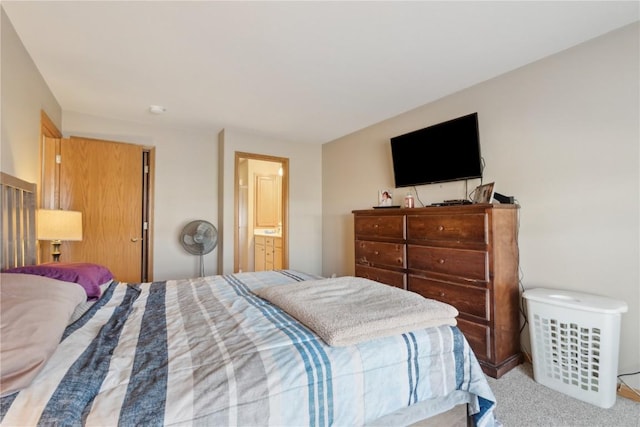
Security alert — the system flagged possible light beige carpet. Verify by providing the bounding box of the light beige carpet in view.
[486,363,639,427]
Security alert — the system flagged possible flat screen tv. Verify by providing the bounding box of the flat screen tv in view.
[390,113,482,187]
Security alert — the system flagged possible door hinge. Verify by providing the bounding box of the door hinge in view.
[55,154,62,164]
[143,222,149,230]
[144,165,149,174]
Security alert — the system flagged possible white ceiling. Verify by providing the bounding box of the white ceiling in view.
[3,1,638,144]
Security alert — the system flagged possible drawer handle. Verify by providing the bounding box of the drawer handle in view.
[374,224,379,228]
[438,225,444,231]
[438,258,445,264]
[374,251,379,255]
[440,292,445,297]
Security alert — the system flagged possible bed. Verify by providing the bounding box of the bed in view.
[0,172,499,426]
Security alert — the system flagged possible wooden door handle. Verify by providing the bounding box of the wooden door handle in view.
[130,237,144,242]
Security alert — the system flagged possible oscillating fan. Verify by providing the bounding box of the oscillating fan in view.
[179,220,218,277]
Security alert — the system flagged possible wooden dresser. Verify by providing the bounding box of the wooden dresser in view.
[353,204,521,378]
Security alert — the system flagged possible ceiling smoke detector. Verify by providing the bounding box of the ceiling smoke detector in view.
[149,105,166,114]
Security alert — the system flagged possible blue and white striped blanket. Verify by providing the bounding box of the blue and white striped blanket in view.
[1,270,498,426]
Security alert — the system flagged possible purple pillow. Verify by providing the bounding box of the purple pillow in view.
[2,263,113,299]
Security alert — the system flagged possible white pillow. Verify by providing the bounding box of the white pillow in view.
[0,273,86,397]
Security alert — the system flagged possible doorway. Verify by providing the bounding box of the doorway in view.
[234,152,288,273]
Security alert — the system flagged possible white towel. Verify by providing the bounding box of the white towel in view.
[253,276,458,346]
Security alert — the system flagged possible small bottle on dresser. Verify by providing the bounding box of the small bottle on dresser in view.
[404,193,414,208]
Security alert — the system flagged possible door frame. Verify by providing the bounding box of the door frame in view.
[141,148,155,281]
[234,151,289,273]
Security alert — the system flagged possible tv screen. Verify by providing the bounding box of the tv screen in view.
[390,113,482,187]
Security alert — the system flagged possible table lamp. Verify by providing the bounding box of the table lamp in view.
[37,209,83,262]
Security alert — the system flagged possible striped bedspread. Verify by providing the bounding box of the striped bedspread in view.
[1,270,498,426]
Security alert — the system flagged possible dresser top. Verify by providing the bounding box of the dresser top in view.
[352,203,518,215]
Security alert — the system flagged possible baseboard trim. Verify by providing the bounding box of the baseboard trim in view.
[617,383,640,403]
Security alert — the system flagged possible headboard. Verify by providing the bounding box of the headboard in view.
[1,172,37,269]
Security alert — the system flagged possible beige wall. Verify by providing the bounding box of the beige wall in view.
[1,8,61,183]
[322,23,639,383]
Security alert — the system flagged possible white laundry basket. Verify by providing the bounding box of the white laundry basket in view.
[523,288,628,408]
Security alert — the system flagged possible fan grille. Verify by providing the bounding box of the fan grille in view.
[180,220,218,255]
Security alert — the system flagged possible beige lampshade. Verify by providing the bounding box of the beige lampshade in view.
[37,209,83,241]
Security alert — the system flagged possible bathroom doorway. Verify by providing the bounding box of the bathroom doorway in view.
[234,152,289,272]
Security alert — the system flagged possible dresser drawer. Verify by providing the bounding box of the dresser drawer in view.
[408,245,488,282]
[356,265,406,289]
[408,275,489,320]
[355,215,405,240]
[407,214,487,244]
[457,318,491,361]
[355,240,406,269]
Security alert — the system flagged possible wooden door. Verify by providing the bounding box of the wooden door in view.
[59,137,145,283]
[255,175,278,228]
[254,235,266,271]
[264,237,274,270]
[274,237,283,270]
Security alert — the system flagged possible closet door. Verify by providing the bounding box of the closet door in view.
[59,137,144,283]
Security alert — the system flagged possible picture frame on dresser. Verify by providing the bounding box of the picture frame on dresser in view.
[378,189,393,207]
[472,182,495,203]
